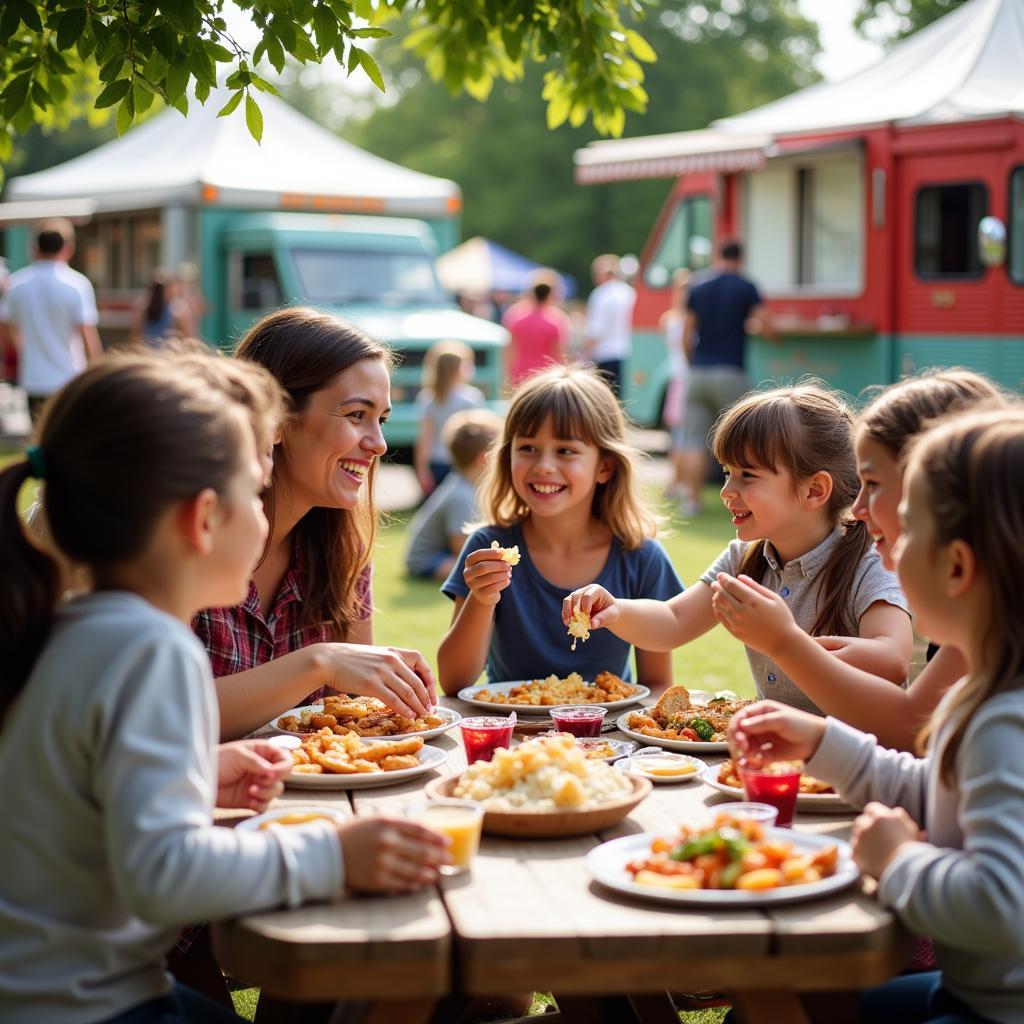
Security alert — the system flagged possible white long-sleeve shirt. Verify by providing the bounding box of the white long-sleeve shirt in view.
[807,685,1024,1024]
[0,592,344,1024]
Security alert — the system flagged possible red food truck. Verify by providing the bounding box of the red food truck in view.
[574,0,1024,423]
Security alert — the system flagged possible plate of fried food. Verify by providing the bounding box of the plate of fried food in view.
[616,686,752,752]
[428,733,651,837]
[586,811,859,906]
[703,760,853,813]
[459,672,649,714]
[272,696,460,741]
[285,729,448,789]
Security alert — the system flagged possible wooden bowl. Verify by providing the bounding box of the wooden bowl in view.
[425,774,652,838]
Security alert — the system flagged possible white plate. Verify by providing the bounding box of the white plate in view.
[519,735,637,764]
[236,805,348,832]
[615,709,729,753]
[269,704,461,742]
[616,752,706,784]
[458,681,650,715]
[285,741,448,790]
[701,765,855,814]
[586,829,860,906]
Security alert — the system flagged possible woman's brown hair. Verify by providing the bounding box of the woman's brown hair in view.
[234,308,392,640]
[909,409,1024,783]
[478,364,660,549]
[859,368,1007,459]
[0,355,274,714]
[712,381,868,637]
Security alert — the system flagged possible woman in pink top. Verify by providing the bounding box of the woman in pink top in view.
[501,272,571,386]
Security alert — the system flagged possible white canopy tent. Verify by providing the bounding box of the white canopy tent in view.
[3,88,460,219]
[575,0,1024,183]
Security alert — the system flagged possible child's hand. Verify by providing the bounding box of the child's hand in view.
[562,585,620,630]
[463,546,513,607]
[727,700,826,766]
[337,818,451,894]
[710,574,803,659]
[216,740,293,812]
[852,802,923,880]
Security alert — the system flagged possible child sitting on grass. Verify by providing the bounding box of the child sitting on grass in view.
[405,408,502,581]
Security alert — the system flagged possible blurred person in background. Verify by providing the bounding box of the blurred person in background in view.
[501,270,571,387]
[583,253,635,397]
[132,270,189,347]
[660,269,697,513]
[0,219,100,421]
[174,261,209,339]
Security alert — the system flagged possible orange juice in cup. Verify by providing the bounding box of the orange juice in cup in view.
[412,798,484,874]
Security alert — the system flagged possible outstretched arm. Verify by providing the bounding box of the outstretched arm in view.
[711,573,964,750]
[563,583,717,652]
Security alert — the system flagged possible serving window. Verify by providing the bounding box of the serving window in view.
[643,194,712,288]
[742,152,864,295]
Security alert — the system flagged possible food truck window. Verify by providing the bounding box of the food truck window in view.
[914,183,987,278]
[292,249,444,304]
[744,156,863,293]
[1010,168,1024,285]
[239,253,282,309]
[643,195,712,288]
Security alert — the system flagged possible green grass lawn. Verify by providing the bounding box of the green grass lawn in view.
[372,484,753,700]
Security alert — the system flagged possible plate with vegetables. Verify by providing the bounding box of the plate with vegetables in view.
[615,709,729,752]
[586,812,859,906]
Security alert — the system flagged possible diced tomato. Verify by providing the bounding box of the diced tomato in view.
[681,728,699,741]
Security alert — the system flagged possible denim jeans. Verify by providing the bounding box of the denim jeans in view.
[103,984,242,1024]
[860,972,998,1024]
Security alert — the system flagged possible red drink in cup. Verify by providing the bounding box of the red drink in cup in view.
[740,761,802,827]
[549,705,607,738]
[460,714,516,764]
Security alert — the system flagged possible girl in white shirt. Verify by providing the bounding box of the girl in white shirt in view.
[0,354,448,1024]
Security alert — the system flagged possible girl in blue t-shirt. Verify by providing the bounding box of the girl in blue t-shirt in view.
[438,365,682,694]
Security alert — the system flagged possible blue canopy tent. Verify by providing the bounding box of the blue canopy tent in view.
[435,236,575,298]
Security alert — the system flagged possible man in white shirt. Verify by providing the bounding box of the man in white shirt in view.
[583,253,636,397]
[0,219,101,420]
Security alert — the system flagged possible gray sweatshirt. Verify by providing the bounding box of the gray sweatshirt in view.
[807,686,1024,1024]
[0,592,344,1024]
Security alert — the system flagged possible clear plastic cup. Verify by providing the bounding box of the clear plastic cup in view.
[549,705,607,737]
[740,760,803,827]
[722,802,779,828]
[408,798,484,874]
[460,713,516,764]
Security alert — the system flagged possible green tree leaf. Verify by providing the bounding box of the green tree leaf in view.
[245,92,263,143]
[218,89,243,116]
[94,77,130,109]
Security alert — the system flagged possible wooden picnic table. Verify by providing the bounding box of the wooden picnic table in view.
[212,696,912,1024]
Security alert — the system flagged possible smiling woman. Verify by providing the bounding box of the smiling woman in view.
[191,308,438,741]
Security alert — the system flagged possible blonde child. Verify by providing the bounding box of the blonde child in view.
[414,338,484,494]
[711,369,1007,748]
[0,356,448,1024]
[729,408,1024,1024]
[438,365,682,695]
[406,408,502,581]
[564,383,913,712]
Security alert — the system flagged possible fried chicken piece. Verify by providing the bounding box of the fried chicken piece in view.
[379,754,421,771]
[359,737,424,762]
[323,698,373,720]
[650,686,693,724]
[310,749,371,774]
[278,715,301,732]
[291,764,324,774]
[309,713,339,730]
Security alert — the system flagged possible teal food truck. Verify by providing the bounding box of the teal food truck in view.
[0,89,506,446]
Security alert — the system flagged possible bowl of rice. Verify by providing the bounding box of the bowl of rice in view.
[427,734,651,837]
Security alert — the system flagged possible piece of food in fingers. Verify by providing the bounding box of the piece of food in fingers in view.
[567,607,591,652]
[489,539,521,565]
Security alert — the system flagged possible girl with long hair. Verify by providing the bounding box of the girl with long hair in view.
[564,382,913,712]
[196,308,436,739]
[729,407,1024,1024]
[438,364,682,695]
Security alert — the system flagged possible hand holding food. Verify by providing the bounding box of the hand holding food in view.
[337,817,452,893]
[463,546,514,607]
[728,701,826,766]
[216,739,293,812]
[562,584,620,631]
[851,802,922,880]
[710,574,803,658]
[317,643,435,719]
[566,607,591,651]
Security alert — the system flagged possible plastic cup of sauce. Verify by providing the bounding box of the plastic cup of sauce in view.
[460,714,516,764]
[549,705,607,737]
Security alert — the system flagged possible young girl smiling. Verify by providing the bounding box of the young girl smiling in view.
[437,365,682,694]
[565,383,912,712]
[710,370,1006,747]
